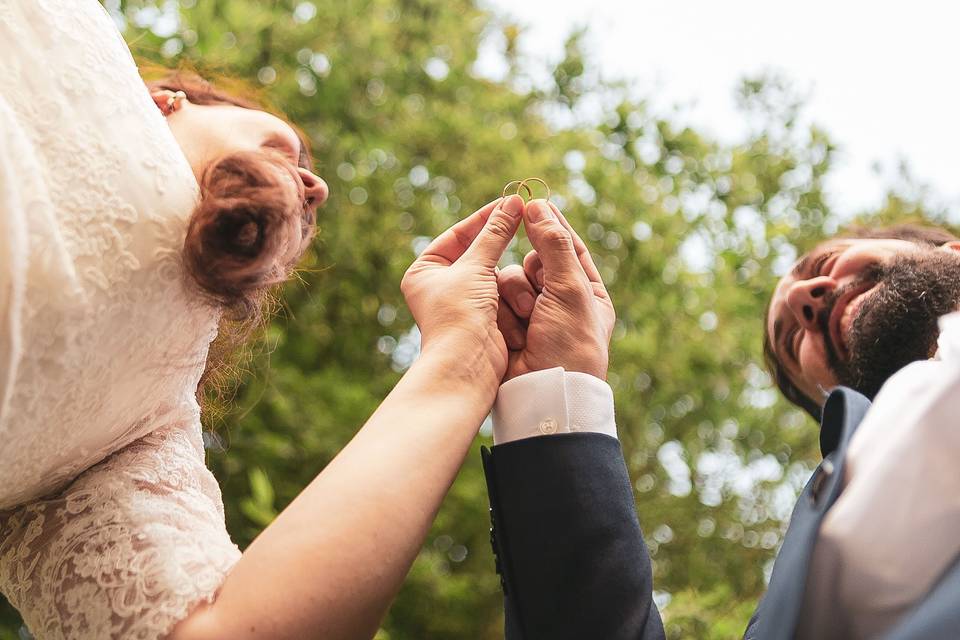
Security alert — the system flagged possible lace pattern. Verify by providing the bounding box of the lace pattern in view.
[0,424,242,640]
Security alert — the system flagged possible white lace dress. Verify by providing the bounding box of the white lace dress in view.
[0,1,242,638]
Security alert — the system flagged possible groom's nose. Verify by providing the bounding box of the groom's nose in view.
[786,276,835,331]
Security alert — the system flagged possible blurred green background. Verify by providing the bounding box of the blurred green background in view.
[1,1,951,638]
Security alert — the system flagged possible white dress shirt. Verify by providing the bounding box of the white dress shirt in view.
[491,367,618,445]
[798,311,960,639]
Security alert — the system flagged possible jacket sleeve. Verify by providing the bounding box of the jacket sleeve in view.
[482,432,665,640]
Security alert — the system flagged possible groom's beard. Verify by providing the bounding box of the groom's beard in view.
[819,251,960,400]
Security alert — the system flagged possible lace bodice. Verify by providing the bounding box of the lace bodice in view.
[0,1,241,637]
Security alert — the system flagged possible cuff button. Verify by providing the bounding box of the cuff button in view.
[538,418,558,435]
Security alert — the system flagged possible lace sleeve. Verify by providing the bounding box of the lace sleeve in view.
[0,423,242,640]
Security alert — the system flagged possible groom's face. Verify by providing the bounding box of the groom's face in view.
[765,238,960,413]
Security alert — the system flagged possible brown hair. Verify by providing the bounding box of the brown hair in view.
[147,72,318,397]
[764,223,959,421]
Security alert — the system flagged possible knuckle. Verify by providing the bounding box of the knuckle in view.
[400,270,416,295]
[497,265,523,283]
[551,277,589,299]
[542,226,572,248]
[484,214,515,240]
[594,283,614,305]
[498,275,527,296]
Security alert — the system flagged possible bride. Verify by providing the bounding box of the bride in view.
[0,1,526,638]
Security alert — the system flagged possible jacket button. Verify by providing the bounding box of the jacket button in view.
[809,458,835,505]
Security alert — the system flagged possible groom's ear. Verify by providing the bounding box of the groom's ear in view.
[941,240,960,254]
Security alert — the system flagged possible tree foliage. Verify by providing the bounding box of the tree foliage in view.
[1,1,950,638]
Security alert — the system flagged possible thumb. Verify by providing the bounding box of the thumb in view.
[464,194,524,267]
[523,199,585,284]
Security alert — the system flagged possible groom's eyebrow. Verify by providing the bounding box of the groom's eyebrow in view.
[792,255,811,279]
[791,241,844,281]
[791,248,824,280]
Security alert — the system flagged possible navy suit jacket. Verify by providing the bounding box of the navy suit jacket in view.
[482,388,960,639]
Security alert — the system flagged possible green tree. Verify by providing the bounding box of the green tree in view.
[1,1,951,638]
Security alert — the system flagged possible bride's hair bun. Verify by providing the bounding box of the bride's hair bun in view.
[184,149,315,319]
[144,71,317,322]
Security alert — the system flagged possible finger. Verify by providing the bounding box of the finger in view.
[547,202,605,289]
[522,250,544,292]
[497,302,527,350]
[464,194,524,267]
[497,265,537,319]
[522,199,586,285]
[418,198,502,265]
[504,350,524,384]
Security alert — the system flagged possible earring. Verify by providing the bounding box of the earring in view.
[163,91,186,115]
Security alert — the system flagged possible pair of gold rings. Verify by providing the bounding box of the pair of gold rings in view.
[501,177,550,202]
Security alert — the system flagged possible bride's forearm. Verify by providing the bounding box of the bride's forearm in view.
[169,343,497,640]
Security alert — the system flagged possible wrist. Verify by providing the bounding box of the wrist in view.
[563,351,608,380]
[514,344,608,382]
[417,327,503,401]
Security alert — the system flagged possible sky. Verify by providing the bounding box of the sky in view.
[480,0,960,219]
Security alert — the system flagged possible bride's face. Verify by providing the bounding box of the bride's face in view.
[154,91,328,209]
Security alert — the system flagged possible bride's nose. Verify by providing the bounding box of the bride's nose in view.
[298,168,328,208]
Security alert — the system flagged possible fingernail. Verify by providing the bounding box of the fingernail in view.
[501,194,524,217]
[527,200,553,222]
[517,292,534,315]
[536,269,544,288]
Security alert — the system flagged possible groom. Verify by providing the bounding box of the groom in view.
[485,206,960,639]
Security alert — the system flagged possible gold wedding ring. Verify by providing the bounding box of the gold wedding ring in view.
[501,177,551,202]
[502,179,532,200]
[521,177,550,201]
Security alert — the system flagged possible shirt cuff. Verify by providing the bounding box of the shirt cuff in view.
[491,367,617,445]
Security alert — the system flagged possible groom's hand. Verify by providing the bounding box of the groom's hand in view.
[496,199,615,382]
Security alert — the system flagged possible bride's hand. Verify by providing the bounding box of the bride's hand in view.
[401,194,525,394]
